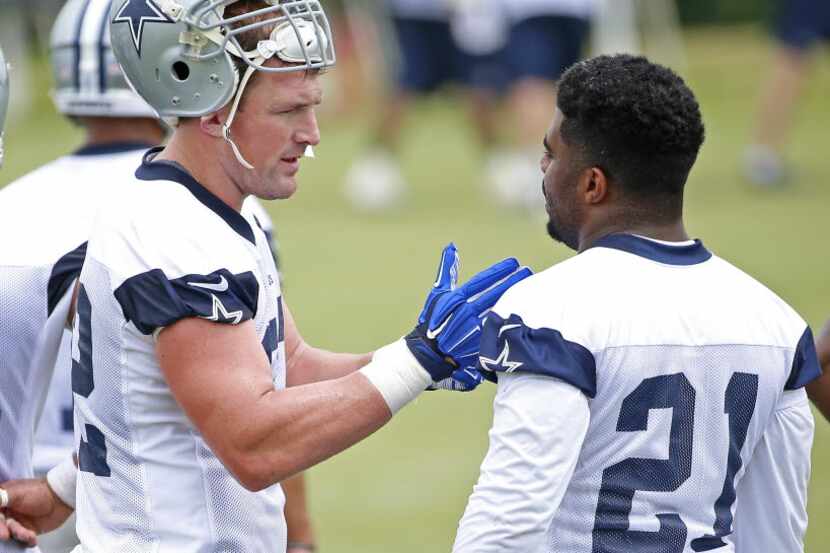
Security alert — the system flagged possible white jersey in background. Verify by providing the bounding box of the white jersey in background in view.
[0,143,151,486]
[73,149,286,553]
[502,0,596,21]
[454,233,819,553]
[21,146,279,478]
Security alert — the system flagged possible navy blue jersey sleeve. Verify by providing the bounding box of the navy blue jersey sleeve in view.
[478,312,597,398]
[47,242,87,315]
[114,268,259,335]
[785,326,822,390]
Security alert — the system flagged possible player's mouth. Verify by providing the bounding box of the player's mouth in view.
[280,156,300,174]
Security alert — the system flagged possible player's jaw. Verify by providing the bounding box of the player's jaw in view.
[259,147,310,199]
[541,112,582,251]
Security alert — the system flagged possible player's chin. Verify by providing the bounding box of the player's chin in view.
[265,174,299,200]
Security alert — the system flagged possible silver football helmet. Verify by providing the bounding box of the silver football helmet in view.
[0,46,8,168]
[51,0,157,118]
[109,0,335,168]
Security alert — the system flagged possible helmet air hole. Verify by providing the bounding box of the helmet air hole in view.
[172,61,191,82]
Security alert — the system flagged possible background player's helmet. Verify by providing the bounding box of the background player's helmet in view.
[108,0,336,119]
[0,45,8,167]
[51,0,158,118]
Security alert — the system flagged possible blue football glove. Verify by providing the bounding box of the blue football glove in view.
[429,367,485,392]
[405,243,533,383]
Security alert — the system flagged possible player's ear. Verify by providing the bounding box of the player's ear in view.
[199,107,231,139]
[583,166,609,205]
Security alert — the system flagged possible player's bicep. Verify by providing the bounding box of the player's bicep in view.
[156,318,274,460]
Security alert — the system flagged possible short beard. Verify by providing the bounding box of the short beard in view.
[546,215,579,251]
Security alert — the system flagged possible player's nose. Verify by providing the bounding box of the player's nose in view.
[295,109,320,147]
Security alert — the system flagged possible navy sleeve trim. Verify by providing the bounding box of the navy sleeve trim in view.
[47,242,88,316]
[114,268,260,335]
[478,312,597,398]
[785,326,822,390]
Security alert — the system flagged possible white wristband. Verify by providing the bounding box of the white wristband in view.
[46,456,77,509]
[360,339,432,415]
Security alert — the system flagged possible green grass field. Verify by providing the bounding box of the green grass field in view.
[2,25,828,552]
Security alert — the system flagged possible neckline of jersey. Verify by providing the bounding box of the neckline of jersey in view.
[72,141,156,157]
[135,147,256,245]
[588,233,712,266]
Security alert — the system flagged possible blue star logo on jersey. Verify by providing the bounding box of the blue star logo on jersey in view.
[112,0,175,57]
[479,341,523,373]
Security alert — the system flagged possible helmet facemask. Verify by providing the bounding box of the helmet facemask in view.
[109,0,335,169]
[180,0,335,169]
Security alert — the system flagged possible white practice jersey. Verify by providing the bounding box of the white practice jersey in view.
[27,146,278,476]
[0,145,153,486]
[502,0,596,21]
[0,143,152,553]
[454,234,819,553]
[72,148,286,553]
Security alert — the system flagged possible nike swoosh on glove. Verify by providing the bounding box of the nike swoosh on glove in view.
[405,243,532,384]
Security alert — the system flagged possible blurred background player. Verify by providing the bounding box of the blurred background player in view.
[743,0,830,187]
[491,0,594,211]
[343,0,509,211]
[0,1,310,551]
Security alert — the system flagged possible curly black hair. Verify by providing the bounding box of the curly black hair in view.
[557,55,705,216]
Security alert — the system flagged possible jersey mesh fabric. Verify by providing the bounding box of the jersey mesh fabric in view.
[0,267,50,483]
[73,175,286,553]
[467,238,815,553]
[74,258,155,553]
[0,146,150,488]
[547,344,787,552]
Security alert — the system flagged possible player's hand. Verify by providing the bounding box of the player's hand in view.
[405,243,532,382]
[0,478,74,544]
[429,367,485,392]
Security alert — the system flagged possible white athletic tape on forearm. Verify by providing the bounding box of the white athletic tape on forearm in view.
[360,339,432,415]
[46,456,77,509]
[0,488,8,508]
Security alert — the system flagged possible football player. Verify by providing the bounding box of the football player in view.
[493,0,595,211]
[0,1,529,551]
[343,0,510,211]
[453,55,820,552]
[0,1,300,550]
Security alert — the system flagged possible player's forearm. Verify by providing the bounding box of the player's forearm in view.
[286,341,372,386]
[283,473,316,546]
[216,371,392,491]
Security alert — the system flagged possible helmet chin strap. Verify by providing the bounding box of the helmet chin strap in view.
[222,61,261,170]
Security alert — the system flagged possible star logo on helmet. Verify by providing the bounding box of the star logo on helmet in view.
[112,0,175,57]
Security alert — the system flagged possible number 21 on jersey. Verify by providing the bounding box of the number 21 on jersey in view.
[593,372,758,553]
